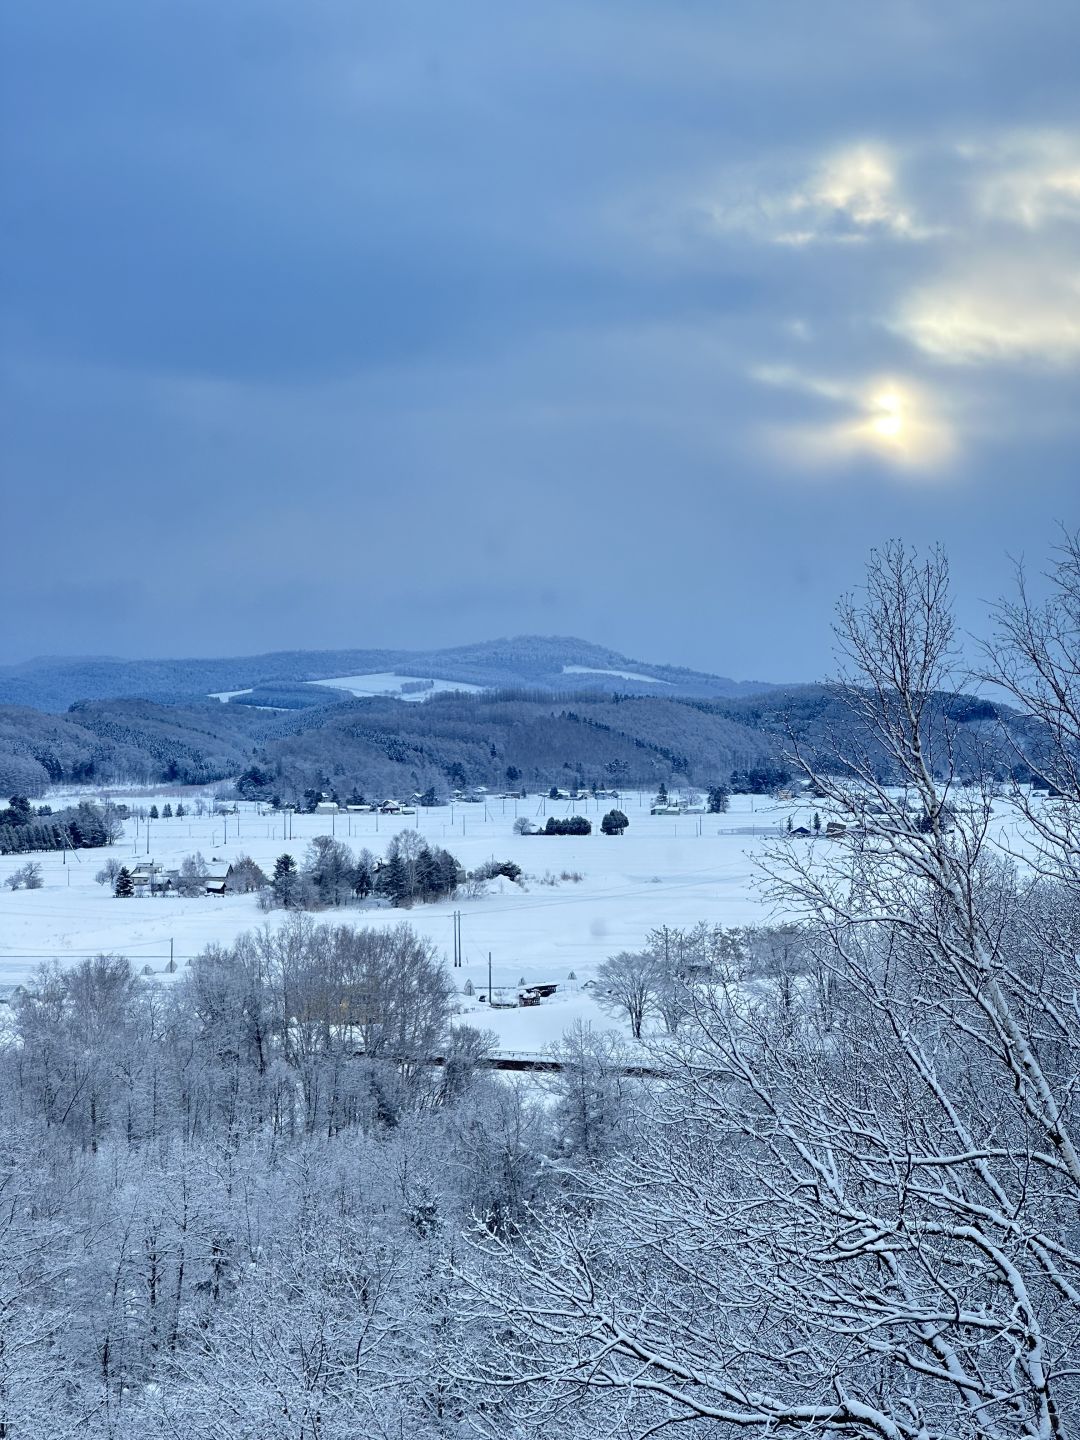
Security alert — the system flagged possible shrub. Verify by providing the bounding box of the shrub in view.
[473,859,523,884]
[601,808,629,835]
[542,816,591,837]
[5,861,43,890]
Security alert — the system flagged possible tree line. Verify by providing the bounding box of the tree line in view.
[0,795,121,855]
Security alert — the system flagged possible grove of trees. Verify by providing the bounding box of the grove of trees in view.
[0,796,121,854]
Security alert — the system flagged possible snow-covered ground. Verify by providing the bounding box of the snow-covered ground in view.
[307,673,485,700]
[208,687,254,702]
[0,790,797,1048]
[0,788,1032,1050]
[562,665,670,684]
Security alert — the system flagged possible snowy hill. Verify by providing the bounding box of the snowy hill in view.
[0,637,774,712]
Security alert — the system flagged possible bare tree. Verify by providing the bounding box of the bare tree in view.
[454,542,1080,1439]
[593,950,660,1039]
[982,527,1080,891]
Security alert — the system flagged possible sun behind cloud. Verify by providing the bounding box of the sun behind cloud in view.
[869,389,904,439]
[751,367,954,474]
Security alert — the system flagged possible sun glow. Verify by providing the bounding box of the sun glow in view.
[870,390,904,440]
[752,367,954,473]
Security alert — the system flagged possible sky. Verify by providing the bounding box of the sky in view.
[2,0,1077,682]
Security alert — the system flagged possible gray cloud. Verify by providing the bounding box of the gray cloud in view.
[2,1,1077,678]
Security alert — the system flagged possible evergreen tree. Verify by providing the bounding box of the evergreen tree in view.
[415,845,440,900]
[380,852,410,907]
[175,802,186,818]
[813,810,822,833]
[148,804,159,820]
[114,867,135,898]
[162,803,173,818]
[707,784,730,814]
[272,852,299,908]
[601,809,629,835]
[353,849,375,898]
[434,847,462,896]
[6,796,32,827]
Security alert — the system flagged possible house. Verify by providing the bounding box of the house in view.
[130,861,173,895]
[204,864,231,896]
[523,982,558,999]
[314,800,340,814]
[825,822,848,838]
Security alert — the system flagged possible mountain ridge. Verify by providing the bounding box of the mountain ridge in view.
[0,636,777,712]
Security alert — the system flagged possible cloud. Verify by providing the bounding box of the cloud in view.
[894,262,1080,365]
[703,142,931,247]
[779,144,930,244]
[967,130,1080,227]
[751,364,956,472]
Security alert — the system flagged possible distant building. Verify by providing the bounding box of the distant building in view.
[204,864,231,896]
[129,861,175,895]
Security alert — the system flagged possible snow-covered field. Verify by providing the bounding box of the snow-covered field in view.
[208,687,255,702]
[562,664,670,685]
[0,790,800,1049]
[1,787,1033,1050]
[308,673,484,700]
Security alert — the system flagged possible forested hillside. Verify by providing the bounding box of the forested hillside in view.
[0,684,1032,800]
[0,701,293,795]
[0,635,773,710]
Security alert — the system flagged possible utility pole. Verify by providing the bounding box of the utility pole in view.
[488,951,493,1004]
